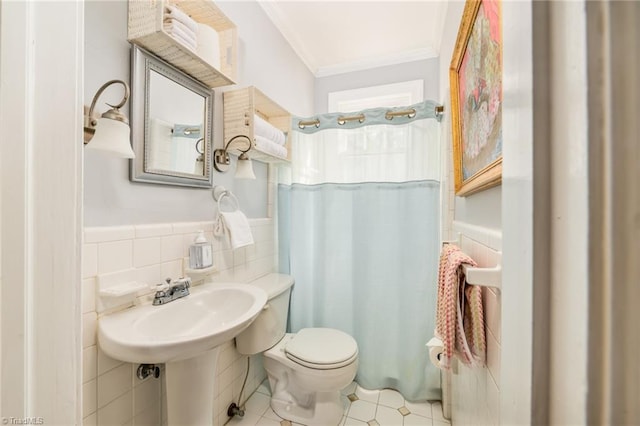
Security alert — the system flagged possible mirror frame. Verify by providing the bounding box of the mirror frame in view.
[130,46,214,188]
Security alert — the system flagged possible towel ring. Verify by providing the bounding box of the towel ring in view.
[217,190,240,213]
[195,138,204,154]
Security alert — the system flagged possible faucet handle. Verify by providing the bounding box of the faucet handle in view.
[153,278,190,295]
[172,277,192,289]
[153,281,170,293]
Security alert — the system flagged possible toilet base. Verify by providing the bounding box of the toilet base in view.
[263,333,358,426]
[269,383,344,426]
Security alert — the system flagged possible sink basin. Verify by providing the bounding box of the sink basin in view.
[98,282,267,363]
[98,281,267,425]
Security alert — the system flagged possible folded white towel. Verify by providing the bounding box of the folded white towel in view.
[254,135,288,159]
[163,20,197,51]
[254,114,286,146]
[163,19,196,40]
[216,211,254,249]
[164,4,199,34]
[196,23,221,69]
[167,32,197,52]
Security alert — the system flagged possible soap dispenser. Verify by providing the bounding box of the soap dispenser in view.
[189,230,213,269]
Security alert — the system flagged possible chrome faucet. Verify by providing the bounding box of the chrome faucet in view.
[152,277,191,305]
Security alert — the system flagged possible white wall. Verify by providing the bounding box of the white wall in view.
[548,1,588,423]
[1,1,83,423]
[499,1,536,422]
[218,1,314,117]
[84,1,314,226]
[500,3,591,423]
[314,58,440,114]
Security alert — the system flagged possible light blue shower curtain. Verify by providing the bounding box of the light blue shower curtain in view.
[278,101,442,401]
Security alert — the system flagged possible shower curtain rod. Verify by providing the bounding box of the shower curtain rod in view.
[297,106,445,129]
[171,126,200,135]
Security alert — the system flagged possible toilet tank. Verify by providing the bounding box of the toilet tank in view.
[235,273,294,355]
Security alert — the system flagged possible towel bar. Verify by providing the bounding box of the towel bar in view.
[461,263,502,290]
[442,233,502,290]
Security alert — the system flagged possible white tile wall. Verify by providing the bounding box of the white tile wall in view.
[450,230,502,426]
[82,218,277,425]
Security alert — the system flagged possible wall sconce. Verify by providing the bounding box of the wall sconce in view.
[213,135,256,179]
[83,79,135,158]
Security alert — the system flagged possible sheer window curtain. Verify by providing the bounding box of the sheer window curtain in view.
[278,101,442,401]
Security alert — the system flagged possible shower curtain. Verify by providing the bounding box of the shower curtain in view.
[278,101,441,401]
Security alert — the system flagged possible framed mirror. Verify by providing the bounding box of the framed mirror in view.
[130,46,214,188]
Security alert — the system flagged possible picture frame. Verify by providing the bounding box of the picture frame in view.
[450,0,503,196]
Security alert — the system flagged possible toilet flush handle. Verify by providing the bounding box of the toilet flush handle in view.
[262,304,270,310]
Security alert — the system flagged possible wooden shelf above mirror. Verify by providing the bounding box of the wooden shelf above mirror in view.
[128,0,237,88]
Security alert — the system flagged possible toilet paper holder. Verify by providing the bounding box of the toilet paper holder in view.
[426,337,443,360]
[426,337,445,370]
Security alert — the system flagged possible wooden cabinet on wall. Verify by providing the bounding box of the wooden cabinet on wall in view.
[223,86,291,163]
[128,0,237,88]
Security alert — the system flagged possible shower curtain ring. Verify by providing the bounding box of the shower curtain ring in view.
[298,119,320,129]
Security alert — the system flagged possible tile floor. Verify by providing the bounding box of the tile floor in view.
[227,380,451,426]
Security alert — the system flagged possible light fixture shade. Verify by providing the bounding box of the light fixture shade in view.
[235,157,256,179]
[86,117,135,159]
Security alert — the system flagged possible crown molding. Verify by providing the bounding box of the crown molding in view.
[258,2,439,78]
[314,47,438,78]
[257,1,319,75]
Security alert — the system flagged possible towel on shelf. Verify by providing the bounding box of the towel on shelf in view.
[164,4,199,34]
[254,114,286,146]
[196,23,221,69]
[435,243,486,369]
[214,210,254,250]
[165,31,197,53]
[254,135,288,159]
[163,19,197,52]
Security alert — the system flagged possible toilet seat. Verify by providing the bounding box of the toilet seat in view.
[285,328,358,370]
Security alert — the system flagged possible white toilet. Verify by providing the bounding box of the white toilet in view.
[236,273,359,426]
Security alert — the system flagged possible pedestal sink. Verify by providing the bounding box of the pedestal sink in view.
[98,282,267,425]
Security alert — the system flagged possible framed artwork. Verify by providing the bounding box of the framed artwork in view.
[450,0,502,196]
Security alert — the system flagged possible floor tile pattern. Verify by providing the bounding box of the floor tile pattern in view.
[227,381,452,426]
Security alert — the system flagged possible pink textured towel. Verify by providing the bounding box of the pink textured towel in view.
[435,244,486,369]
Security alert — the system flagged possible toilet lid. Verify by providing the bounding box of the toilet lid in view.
[285,328,358,370]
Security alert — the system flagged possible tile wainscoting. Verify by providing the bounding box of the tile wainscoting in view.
[450,223,502,426]
[81,218,277,426]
